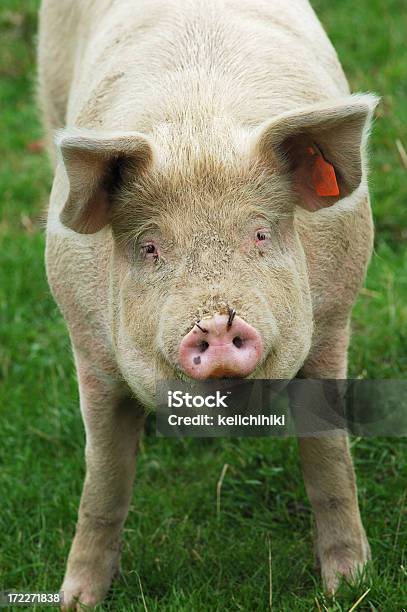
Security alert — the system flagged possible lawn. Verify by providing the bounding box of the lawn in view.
[0,0,406,610]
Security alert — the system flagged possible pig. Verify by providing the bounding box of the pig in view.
[38,0,377,608]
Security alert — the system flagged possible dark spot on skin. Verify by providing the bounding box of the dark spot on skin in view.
[233,336,243,348]
[326,497,342,510]
[193,356,201,365]
[315,497,344,511]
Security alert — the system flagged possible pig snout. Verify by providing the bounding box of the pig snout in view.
[178,313,263,379]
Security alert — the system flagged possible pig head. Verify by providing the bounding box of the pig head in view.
[56,95,376,397]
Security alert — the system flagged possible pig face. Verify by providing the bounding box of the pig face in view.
[57,95,376,398]
[110,153,314,387]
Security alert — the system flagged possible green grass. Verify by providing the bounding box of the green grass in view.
[0,0,406,610]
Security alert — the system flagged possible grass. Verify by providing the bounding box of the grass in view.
[0,0,406,610]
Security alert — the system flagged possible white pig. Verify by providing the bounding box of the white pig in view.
[38,0,377,608]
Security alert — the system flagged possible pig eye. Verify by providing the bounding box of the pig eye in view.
[141,242,159,261]
[255,228,270,245]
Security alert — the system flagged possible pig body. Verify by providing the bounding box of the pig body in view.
[38,0,376,608]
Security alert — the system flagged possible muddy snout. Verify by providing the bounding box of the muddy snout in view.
[178,314,263,379]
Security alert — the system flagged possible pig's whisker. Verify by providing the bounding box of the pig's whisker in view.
[195,322,208,333]
[227,308,236,329]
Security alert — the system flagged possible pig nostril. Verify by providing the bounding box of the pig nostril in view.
[199,340,209,352]
[232,336,243,348]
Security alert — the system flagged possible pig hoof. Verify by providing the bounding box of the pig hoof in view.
[61,574,113,610]
[61,552,120,609]
[320,537,371,594]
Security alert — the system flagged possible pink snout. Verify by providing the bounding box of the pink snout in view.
[178,314,263,379]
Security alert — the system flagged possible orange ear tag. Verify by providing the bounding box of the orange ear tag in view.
[307,147,340,197]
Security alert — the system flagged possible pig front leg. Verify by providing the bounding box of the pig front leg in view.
[61,357,145,610]
[297,327,370,594]
[298,434,370,593]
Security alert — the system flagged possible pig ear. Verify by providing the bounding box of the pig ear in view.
[254,94,379,211]
[56,129,153,233]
